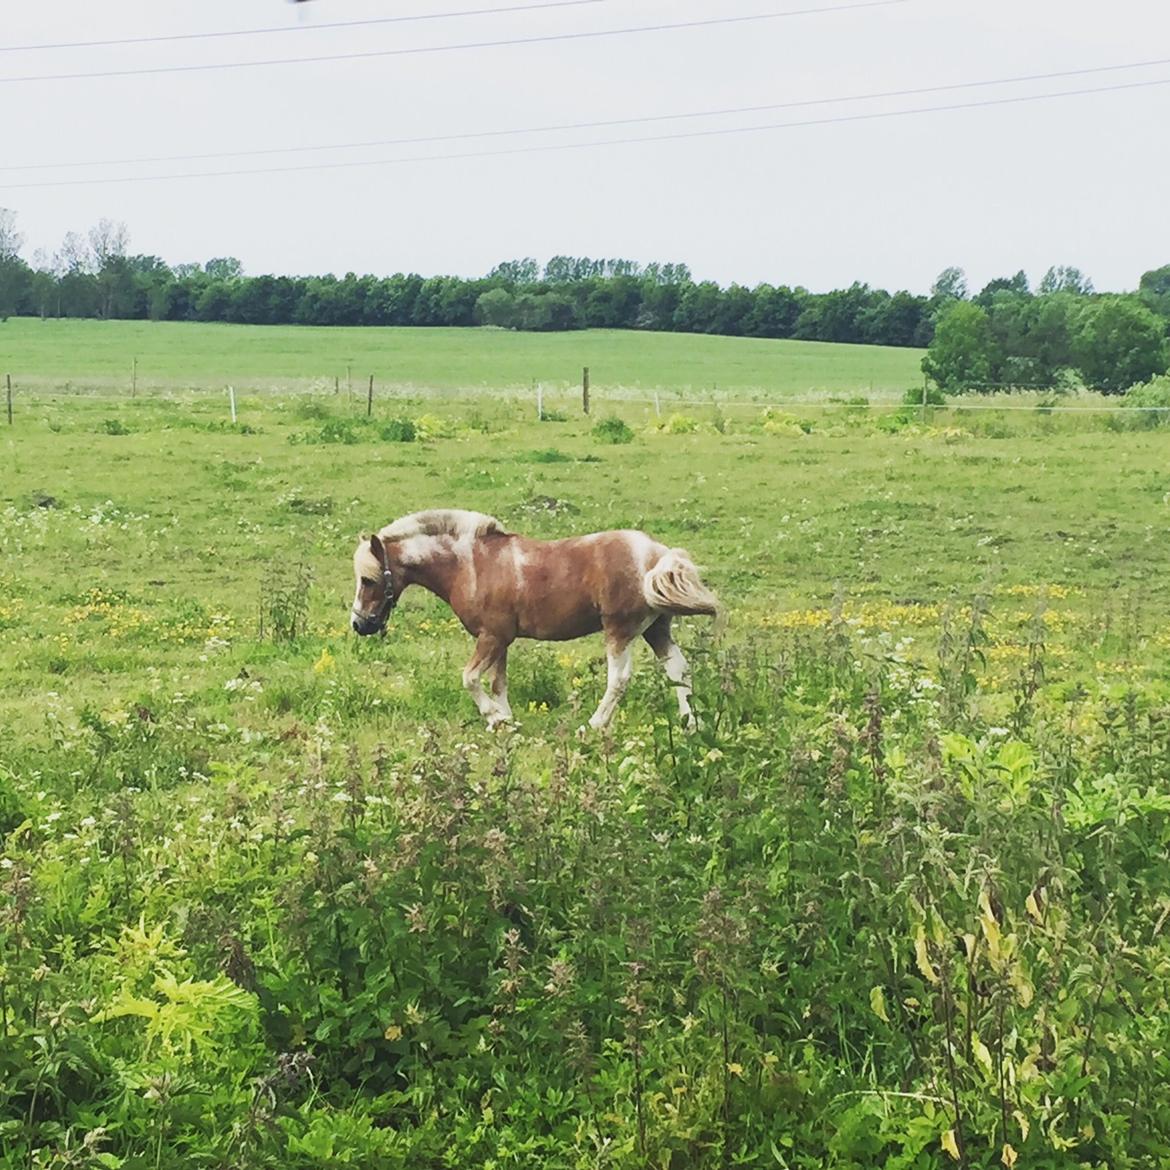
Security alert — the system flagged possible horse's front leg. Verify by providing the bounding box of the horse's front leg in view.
[487,645,512,726]
[587,633,635,731]
[463,634,512,729]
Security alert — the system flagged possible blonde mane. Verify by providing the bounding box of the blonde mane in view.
[379,509,508,543]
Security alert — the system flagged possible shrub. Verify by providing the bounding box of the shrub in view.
[759,407,811,436]
[592,415,635,444]
[293,397,333,420]
[289,418,364,445]
[100,417,131,435]
[380,417,417,443]
[524,448,573,463]
[413,413,455,440]
[902,384,947,407]
[1120,373,1170,427]
[664,412,699,434]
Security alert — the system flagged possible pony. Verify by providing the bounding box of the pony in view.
[350,509,720,731]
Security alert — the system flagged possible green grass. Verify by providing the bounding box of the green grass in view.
[2,386,1170,1168]
[1,317,925,398]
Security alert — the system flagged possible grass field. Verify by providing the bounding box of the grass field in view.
[1,318,925,399]
[2,368,1170,1168]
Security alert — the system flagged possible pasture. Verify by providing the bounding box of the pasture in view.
[1,317,924,399]
[1,359,1169,1168]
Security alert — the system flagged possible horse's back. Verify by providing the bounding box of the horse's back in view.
[476,529,667,640]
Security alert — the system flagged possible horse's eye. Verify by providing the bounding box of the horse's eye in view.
[360,576,377,588]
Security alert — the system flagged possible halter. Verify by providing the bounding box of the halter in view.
[352,561,398,635]
[375,565,398,624]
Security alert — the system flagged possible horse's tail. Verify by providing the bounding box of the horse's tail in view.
[643,548,724,627]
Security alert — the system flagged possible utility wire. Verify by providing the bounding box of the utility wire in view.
[0,0,616,54]
[0,0,909,84]
[5,54,1169,172]
[1,74,1166,190]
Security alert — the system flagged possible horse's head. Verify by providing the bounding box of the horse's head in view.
[351,533,397,636]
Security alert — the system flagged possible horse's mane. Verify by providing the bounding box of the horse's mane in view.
[379,509,509,543]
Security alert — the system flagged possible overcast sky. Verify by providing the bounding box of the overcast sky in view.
[3,0,1168,294]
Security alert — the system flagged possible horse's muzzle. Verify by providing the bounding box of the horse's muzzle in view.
[351,614,384,637]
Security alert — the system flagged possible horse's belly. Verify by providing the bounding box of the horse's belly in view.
[517,607,602,641]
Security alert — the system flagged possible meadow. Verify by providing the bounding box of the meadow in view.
[1,355,1169,1169]
[1,318,924,399]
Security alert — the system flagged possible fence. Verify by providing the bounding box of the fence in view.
[4,369,1170,427]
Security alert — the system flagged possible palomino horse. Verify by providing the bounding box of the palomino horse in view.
[351,509,720,730]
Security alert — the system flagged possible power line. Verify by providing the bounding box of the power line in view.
[1,75,1165,190]
[6,54,1169,173]
[0,0,909,84]
[0,0,615,54]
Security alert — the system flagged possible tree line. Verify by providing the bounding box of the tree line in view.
[0,210,1167,391]
[922,266,1170,395]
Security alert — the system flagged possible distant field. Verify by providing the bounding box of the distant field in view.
[0,318,925,399]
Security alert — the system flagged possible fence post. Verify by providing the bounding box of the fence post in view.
[654,390,661,418]
[367,374,374,418]
[582,366,590,415]
[131,355,137,398]
[334,375,339,395]
[6,374,11,425]
[228,386,237,424]
[347,364,352,399]
[921,375,928,423]
[536,381,543,421]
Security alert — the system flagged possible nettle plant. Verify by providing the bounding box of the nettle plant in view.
[2,615,1169,1168]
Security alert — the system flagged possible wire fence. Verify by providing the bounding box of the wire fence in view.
[4,370,1170,422]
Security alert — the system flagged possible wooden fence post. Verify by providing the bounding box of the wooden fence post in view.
[367,374,374,418]
[582,366,590,415]
[228,386,237,423]
[6,374,11,425]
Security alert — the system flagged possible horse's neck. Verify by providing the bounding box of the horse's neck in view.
[391,536,462,604]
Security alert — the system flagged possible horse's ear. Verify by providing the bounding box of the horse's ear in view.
[369,533,386,566]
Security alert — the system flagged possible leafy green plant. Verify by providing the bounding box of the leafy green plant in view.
[592,415,635,444]
[259,560,313,641]
[380,417,417,442]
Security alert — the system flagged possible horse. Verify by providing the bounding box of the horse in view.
[350,509,720,731]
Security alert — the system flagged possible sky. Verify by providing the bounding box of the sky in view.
[2,0,1169,294]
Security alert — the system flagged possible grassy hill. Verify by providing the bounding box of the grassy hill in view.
[1,318,924,399]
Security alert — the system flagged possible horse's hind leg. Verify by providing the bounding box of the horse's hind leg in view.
[643,615,695,728]
[587,631,636,731]
[463,635,511,729]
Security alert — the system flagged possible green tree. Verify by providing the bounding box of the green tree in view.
[974,270,1030,306]
[672,281,722,333]
[475,288,515,327]
[487,258,539,285]
[1038,265,1093,296]
[742,284,804,339]
[1073,297,1169,394]
[204,257,243,281]
[0,207,30,320]
[930,266,968,303]
[1138,264,1170,317]
[921,301,997,391]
